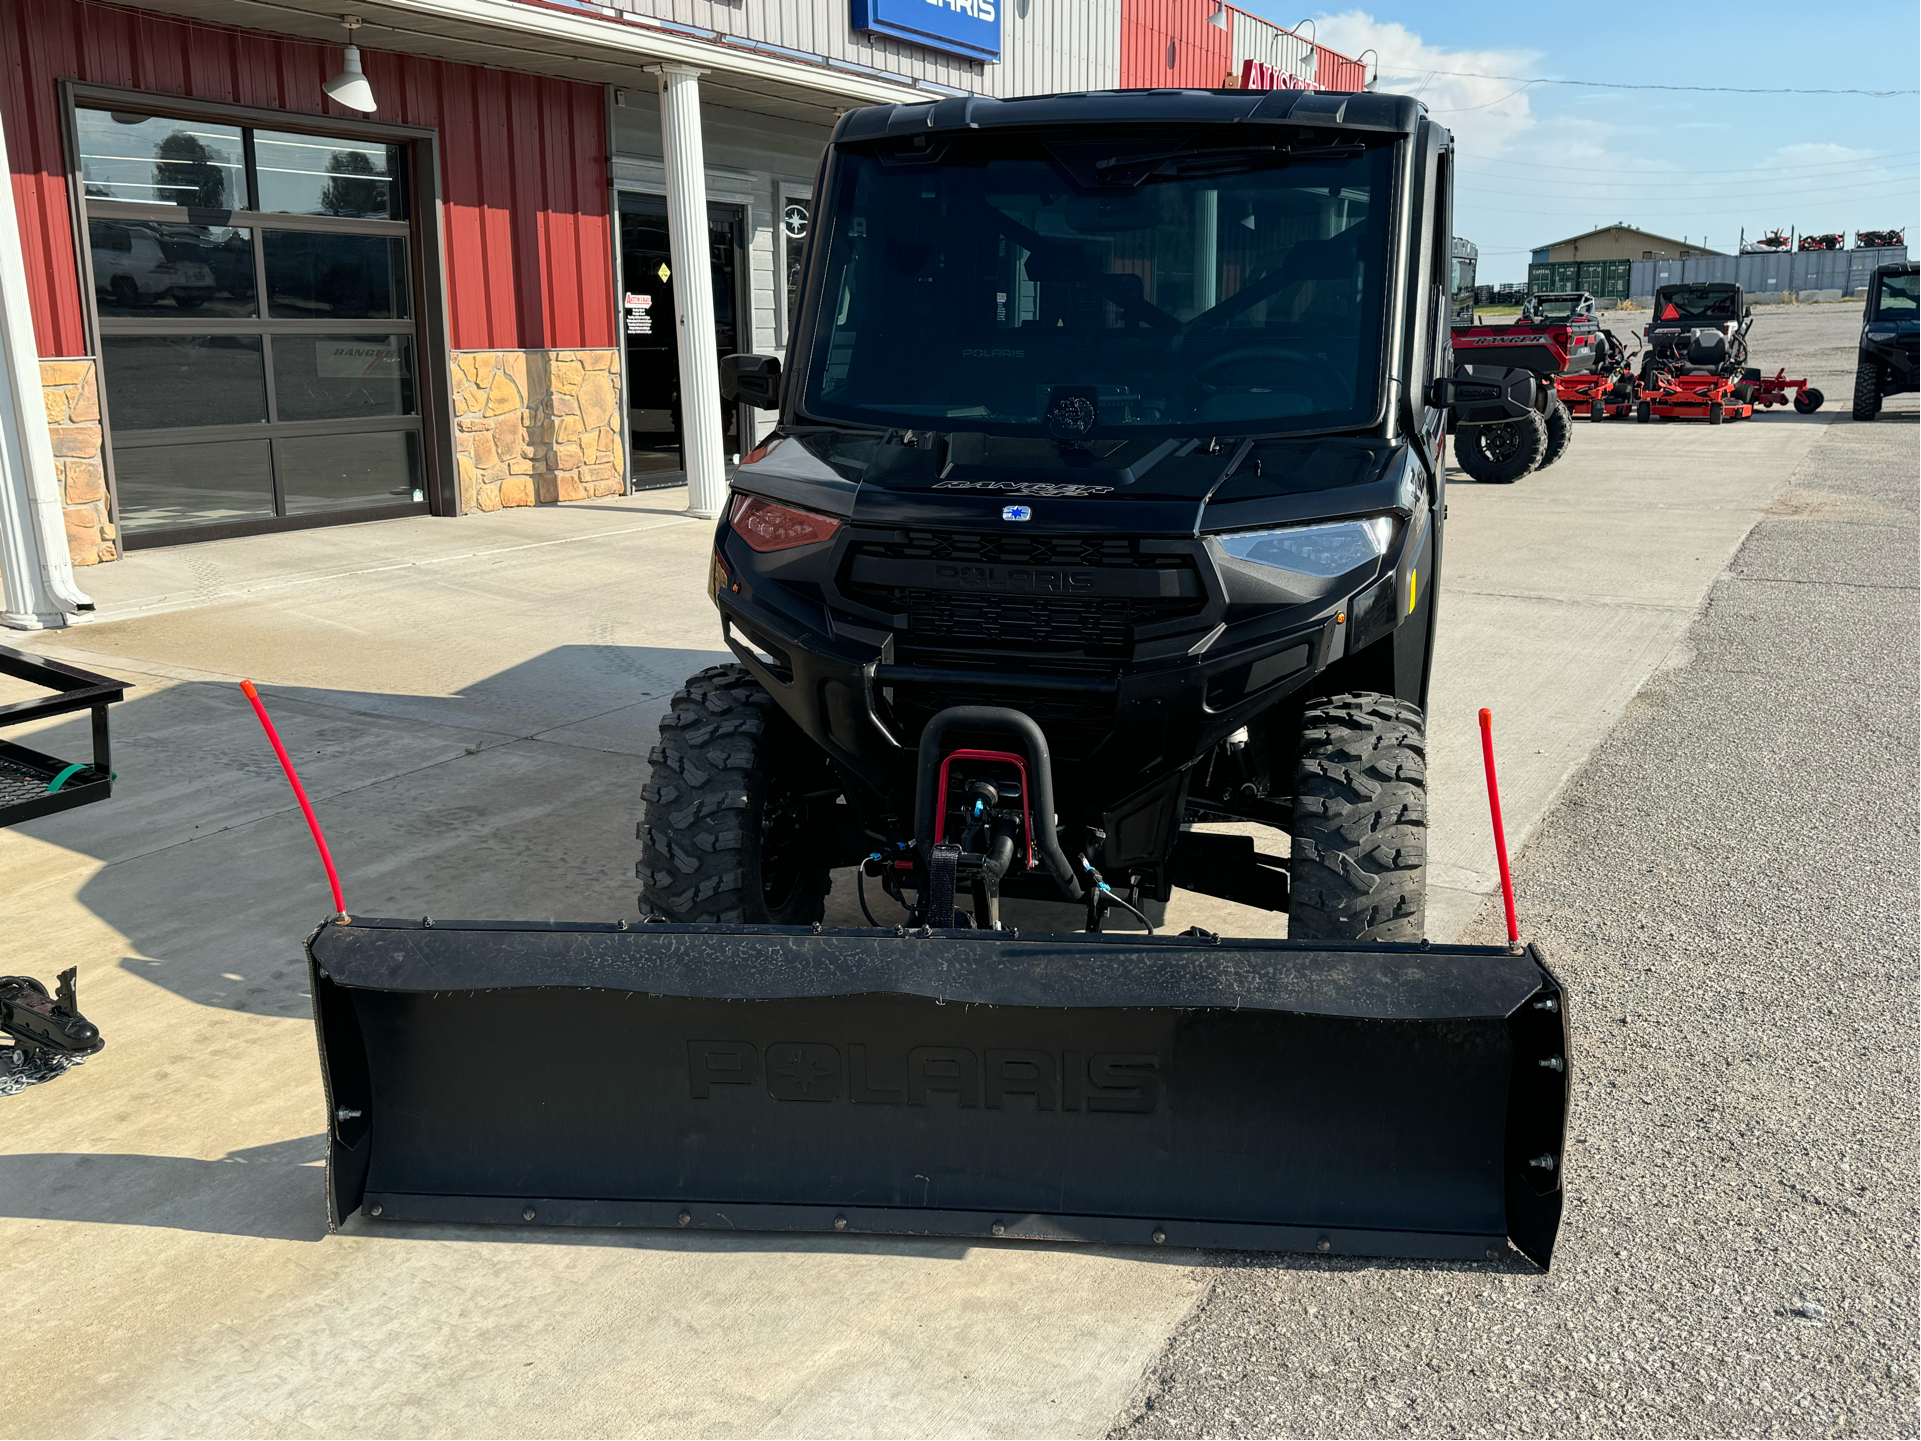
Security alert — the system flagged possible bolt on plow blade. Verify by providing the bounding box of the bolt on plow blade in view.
[310,921,1570,1267]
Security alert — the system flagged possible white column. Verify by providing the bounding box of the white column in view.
[0,97,92,629]
[651,63,727,520]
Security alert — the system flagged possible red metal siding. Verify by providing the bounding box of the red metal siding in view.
[1119,0,1233,90]
[1,0,613,357]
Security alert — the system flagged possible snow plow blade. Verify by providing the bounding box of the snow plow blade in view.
[309,919,1570,1266]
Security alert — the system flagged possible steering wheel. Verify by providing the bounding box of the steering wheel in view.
[1193,345,1354,411]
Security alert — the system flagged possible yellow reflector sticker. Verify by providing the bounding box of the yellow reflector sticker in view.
[1409,571,1418,614]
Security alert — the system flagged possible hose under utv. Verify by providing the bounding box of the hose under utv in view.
[310,88,1570,1268]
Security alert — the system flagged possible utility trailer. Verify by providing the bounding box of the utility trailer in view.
[312,88,1572,1266]
[0,643,123,1091]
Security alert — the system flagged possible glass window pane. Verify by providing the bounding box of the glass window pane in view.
[91,220,256,318]
[100,335,267,432]
[272,335,416,422]
[112,438,274,531]
[253,130,405,219]
[276,431,422,514]
[77,109,245,208]
[264,231,410,319]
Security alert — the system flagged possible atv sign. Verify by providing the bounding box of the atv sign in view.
[1240,58,1318,91]
[851,0,1000,62]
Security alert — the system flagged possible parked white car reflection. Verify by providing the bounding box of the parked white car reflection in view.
[92,221,217,309]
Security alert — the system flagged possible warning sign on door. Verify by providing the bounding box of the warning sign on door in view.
[624,291,653,335]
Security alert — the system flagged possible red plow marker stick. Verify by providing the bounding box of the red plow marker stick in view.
[1478,707,1521,950]
[240,679,347,918]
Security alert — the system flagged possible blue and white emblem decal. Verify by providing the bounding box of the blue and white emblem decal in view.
[1001,504,1032,522]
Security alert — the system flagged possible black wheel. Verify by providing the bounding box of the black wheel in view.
[1636,400,1652,423]
[639,664,832,924]
[1288,694,1426,943]
[1794,387,1824,414]
[1453,409,1547,484]
[1708,401,1724,425]
[1589,398,1605,421]
[1539,396,1573,467]
[1733,382,1757,405]
[1852,362,1883,420]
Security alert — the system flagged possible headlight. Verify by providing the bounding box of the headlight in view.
[1218,515,1395,577]
[1864,324,1897,339]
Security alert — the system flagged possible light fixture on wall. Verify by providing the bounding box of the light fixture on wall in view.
[324,16,377,113]
[1207,2,1228,29]
[1357,47,1378,91]
[1291,17,1316,43]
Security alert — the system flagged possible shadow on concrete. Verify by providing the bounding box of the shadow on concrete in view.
[7,644,726,1017]
[0,1128,1220,1264]
[0,1134,331,1242]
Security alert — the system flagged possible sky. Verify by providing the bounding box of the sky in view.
[1238,2,1921,281]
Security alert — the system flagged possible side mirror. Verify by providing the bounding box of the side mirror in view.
[719,353,782,410]
[1744,305,1754,318]
[1431,365,1539,425]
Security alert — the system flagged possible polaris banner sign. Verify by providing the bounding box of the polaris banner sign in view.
[851,0,1000,62]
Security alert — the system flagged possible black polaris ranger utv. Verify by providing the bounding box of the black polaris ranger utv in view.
[647,89,1538,942]
[303,90,1567,1268]
[1852,261,1918,419]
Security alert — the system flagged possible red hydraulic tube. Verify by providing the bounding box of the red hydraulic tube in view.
[1478,707,1521,949]
[240,679,347,918]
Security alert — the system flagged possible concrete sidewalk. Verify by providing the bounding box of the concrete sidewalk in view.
[0,393,1849,1437]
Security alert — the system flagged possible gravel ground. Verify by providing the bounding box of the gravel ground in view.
[1114,320,1918,1438]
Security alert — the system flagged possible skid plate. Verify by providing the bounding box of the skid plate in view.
[309,920,1570,1266]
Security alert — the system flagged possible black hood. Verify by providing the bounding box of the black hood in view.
[731,430,1416,537]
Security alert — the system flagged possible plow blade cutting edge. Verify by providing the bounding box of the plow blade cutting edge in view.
[310,919,1570,1266]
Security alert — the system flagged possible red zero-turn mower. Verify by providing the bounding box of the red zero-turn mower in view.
[1635,282,1823,424]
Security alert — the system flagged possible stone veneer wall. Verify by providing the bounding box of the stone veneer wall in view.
[451,349,625,512]
[39,359,113,565]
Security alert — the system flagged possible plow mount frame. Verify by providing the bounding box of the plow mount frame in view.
[310,917,1572,1268]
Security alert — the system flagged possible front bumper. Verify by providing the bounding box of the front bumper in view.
[710,504,1428,831]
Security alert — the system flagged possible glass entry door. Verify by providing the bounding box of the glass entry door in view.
[618,194,748,487]
[74,104,427,545]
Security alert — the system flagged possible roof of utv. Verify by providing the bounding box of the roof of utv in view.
[832,88,1424,145]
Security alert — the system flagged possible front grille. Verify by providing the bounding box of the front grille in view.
[855,532,1192,570]
[843,530,1206,657]
[897,590,1190,655]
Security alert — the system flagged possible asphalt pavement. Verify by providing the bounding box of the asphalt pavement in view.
[1115,317,1920,1438]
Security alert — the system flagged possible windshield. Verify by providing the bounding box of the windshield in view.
[1531,296,1583,319]
[1656,287,1738,322]
[1876,270,1918,317]
[799,131,1395,439]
